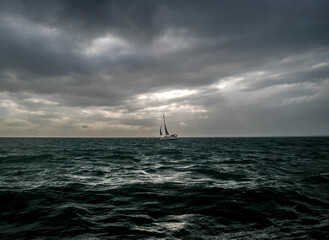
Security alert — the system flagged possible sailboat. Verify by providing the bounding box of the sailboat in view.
[160,113,178,140]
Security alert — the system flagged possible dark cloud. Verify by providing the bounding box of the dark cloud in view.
[0,0,159,42]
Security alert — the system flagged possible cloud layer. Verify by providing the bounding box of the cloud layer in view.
[0,0,328,136]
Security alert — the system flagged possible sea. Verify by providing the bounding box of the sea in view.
[0,137,328,240]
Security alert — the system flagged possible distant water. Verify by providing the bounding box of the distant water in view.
[0,137,328,239]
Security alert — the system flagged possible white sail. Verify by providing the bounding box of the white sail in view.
[163,113,170,135]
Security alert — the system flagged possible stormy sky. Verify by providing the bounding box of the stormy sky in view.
[0,0,328,137]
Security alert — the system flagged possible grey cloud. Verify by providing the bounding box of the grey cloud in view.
[0,18,89,76]
[243,58,329,91]
[0,0,159,42]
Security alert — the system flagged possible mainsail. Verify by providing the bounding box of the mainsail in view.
[163,113,170,135]
[160,123,163,135]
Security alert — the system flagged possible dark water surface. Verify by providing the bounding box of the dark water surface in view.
[0,137,328,239]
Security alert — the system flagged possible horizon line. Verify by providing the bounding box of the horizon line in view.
[0,135,328,138]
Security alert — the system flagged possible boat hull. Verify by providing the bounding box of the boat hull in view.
[159,136,178,140]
